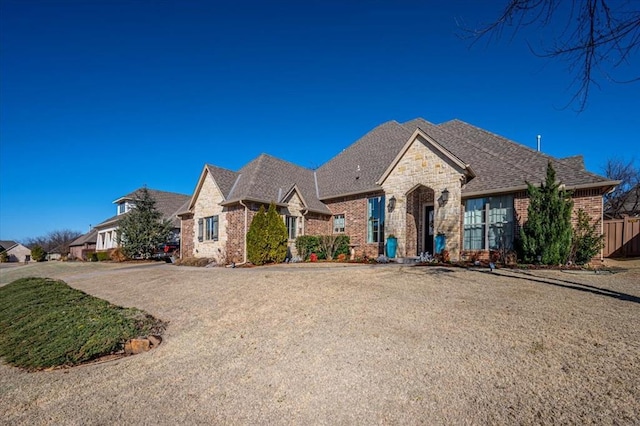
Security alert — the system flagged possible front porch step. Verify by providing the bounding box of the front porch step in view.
[393,257,421,264]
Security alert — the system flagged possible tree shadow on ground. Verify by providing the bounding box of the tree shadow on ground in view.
[474,269,640,304]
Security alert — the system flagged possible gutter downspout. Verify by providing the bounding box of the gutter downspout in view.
[301,208,308,236]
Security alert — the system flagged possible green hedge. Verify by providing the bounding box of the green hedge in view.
[85,252,110,262]
[295,235,350,260]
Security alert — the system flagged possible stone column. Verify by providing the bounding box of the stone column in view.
[434,186,461,260]
[385,193,406,257]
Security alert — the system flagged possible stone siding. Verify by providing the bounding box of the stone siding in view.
[381,135,466,260]
[193,173,228,262]
[283,191,305,256]
[406,186,435,256]
[180,214,194,258]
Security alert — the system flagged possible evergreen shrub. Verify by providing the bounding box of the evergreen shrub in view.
[247,203,288,265]
[519,162,574,265]
[571,209,604,264]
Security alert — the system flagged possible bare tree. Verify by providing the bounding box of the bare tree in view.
[47,229,83,255]
[23,229,82,255]
[22,236,50,251]
[463,0,640,111]
[603,157,639,217]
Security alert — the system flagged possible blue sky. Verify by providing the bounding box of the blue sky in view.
[1,0,638,242]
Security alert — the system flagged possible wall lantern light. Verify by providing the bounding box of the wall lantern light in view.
[441,188,450,204]
[388,196,396,212]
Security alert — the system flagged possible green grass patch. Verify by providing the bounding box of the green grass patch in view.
[0,277,165,370]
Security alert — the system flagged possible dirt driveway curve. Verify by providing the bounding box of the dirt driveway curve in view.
[1,261,639,425]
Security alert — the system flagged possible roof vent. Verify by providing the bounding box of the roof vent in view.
[537,134,541,152]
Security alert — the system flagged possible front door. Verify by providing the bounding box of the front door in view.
[424,206,434,255]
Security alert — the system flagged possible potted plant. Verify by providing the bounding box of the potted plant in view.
[386,234,398,258]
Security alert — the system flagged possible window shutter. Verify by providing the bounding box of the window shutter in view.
[198,218,203,242]
[213,216,219,241]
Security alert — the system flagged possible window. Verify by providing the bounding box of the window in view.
[117,202,134,215]
[367,196,385,243]
[488,196,514,250]
[286,216,297,240]
[205,216,219,241]
[333,214,345,233]
[463,199,485,250]
[463,195,514,250]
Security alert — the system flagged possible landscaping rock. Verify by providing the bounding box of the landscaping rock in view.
[147,335,162,347]
[124,338,151,355]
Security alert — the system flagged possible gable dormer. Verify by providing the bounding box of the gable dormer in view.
[117,201,135,215]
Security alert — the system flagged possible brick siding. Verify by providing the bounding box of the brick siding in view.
[460,189,605,260]
[324,192,385,257]
[225,205,246,263]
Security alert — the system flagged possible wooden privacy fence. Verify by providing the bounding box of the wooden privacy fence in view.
[603,216,640,257]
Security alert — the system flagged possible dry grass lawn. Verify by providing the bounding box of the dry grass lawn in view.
[1,260,639,424]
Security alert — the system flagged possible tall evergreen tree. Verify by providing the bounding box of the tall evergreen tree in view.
[116,188,172,259]
[264,202,288,263]
[519,162,574,264]
[246,203,288,265]
[247,205,267,265]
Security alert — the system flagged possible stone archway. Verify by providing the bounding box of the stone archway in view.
[406,185,435,256]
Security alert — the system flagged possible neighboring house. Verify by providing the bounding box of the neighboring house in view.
[46,247,62,261]
[94,188,190,251]
[0,240,32,262]
[179,118,618,263]
[68,229,98,260]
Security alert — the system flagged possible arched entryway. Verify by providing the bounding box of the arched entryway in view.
[405,185,435,256]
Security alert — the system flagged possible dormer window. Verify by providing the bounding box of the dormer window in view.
[117,201,135,215]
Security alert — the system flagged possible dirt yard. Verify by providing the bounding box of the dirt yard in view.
[1,261,639,425]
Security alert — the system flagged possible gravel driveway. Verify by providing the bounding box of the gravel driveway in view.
[1,261,639,425]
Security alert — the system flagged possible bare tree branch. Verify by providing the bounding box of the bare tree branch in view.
[461,0,640,111]
[603,157,640,218]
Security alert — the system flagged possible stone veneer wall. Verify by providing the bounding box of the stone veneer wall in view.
[180,215,194,258]
[381,135,465,260]
[406,186,434,256]
[192,173,228,262]
[283,192,305,256]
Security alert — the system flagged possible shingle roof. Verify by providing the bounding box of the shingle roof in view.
[95,188,190,229]
[0,240,18,251]
[206,165,239,198]
[436,119,615,195]
[198,118,615,212]
[69,229,98,247]
[316,121,414,199]
[223,154,330,214]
